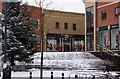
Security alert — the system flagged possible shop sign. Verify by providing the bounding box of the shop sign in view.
[34,36,42,42]
[111,24,118,29]
[65,35,69,38]
[36,42,41,51]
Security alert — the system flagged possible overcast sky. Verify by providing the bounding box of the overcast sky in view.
[22,0,85,13]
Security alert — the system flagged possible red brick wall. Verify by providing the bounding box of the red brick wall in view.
[25,5,43,35]
[0,2,3,9]
[98,2,110,6]
[97,2,119,27]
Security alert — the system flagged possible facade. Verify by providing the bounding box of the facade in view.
[0,2,43,52]
[44,10,85,52]
[84,2,97,52]
[0,2,85,52]
[84,0,120,52]
[97,1,120,52]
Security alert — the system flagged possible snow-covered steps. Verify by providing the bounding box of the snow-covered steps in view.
[30,52,105,70]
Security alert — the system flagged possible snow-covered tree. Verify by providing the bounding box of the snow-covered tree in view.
[2,2,36,66]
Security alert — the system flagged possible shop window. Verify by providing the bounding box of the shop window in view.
[86,34,94,51]
[56,22,59,29]
[102,10,107,20]
[46,38,57,51]
[100,30,108,47]
[64,23,68,30]
[73,24,76,30]
[111,28,119,50]
[115,7,120,16]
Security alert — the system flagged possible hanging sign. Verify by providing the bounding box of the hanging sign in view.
[36,42,41,51]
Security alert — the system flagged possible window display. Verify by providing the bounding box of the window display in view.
[111,28,119,50]
[100,30,108,47]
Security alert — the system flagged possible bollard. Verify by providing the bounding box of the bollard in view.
[75,74,78,79]
[92,75,95,79]
[51,72,53,79]
[62,73,64,79]
[29,72,32,79]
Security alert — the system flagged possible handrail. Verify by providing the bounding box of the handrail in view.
[96,44,120,58]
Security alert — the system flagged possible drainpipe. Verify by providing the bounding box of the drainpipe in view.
[94,1,98,52]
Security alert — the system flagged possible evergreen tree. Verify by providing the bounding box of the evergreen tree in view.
[2,2,36,66]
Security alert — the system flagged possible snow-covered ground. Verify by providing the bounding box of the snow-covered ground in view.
[0,52,120,79]
[4,69,119,79]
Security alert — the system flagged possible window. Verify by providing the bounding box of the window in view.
[56,22,59,29]
[73,24,76,30]
[86,6,94,28]
[86,6,94,51]
[64,23,68,30]
[102,10,107,20]
[115,7,120,16]
[110,24,120,50]
[100,30,108,47]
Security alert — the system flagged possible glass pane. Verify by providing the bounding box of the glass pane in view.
[100,30,108,47]
[111,28,119,50]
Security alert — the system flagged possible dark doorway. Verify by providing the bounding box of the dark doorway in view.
[64,44,70,52]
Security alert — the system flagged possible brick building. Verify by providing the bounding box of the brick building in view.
[0,2,43,51]
[97,1,120,52]
[84,0,120,53]
[0,2,85,52]
[25,7,85,52]
[44,10,85,52]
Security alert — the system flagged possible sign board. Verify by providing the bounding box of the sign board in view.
[34,36,42,42]
[36,42,41,51]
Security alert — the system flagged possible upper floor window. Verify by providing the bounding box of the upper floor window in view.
[64,23,68,30]
[115,7,120,16]
[56,22,59,29]
[102,10,107,20]
[73,24,76,30]
[86,6,94,28]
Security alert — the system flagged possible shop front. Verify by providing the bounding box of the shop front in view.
[46,33,84,52]
[99,25,120,51]
[99,26,108,48]
[110,24,120,50]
